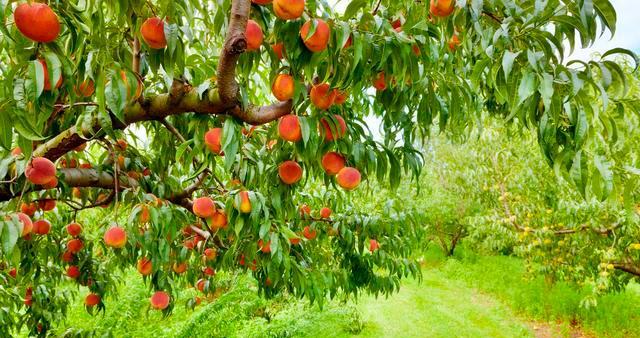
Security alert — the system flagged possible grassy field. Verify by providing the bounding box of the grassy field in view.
[50,247,640,338]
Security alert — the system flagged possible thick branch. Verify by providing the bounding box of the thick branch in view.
[216,0,251,103]
[613,262,640,277]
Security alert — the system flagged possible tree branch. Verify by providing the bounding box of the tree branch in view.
[613,262,640,277]
[216,0,251,103]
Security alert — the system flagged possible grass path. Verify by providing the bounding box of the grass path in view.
[296,271,535,338]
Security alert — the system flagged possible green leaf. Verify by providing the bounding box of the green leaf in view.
[517,71,537,105]
[29,60,45,99]
[1,218,20,255]
[502,51,520,80]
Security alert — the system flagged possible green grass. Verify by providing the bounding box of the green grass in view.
[49,247,640,338]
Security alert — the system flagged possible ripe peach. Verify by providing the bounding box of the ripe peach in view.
[272,42,285,59]
[39,59,63,91]
[150,291,170,310]
[245,20,263,52]
[448,34,461,51]
[41,177,58,189]
[115,138,127,151]
[140,17,167,49]
[258,239,271,253]
[67,238,84,253]
[412,44,421,56]
[302,226,317,240]
[142,167,151,176]
[118,71,143,100]
[391,19,402,31]
[38,199,56,211]
[373,72,386,91]
[61,250,74,263]
[79,162,92,169]
[183,239,196,250]
[192,197,216,218]
[20,202,37,217]
[85,293,100,307]
[138,204,150,223]
[25,157,56,185]
[72,187,82,199]
[14,3,60,43]
[272,74,295,101]
[310,83,337,110]
[104,226,127,248]
[208,210,228,230]
[369,239,380,252]
[237,191,252,213]
[273,0,305,20]
[321,152,346,175]
[66,222,82,237]
[24,287,33,306]
[172,262,187,274]
[33,219,51,235]
[97,193,111,208]
[278,115,302,142]
[11,147,22,156]
[320,207,331,219]
[336,167,361,190]
[204,248,217,261]
[278,160,303,185]
[299,204,311,216]
[204,128,223,155]
[430,0,455,17]
[320,115,347,141]
[300,19,330,52]
[66,265,80,279]
[137,257,153,276]
[196,278,207,292]
[15,213,33,237]
[9,268,17,278]
[203,267,216,276]
[75,80,95,97]
[333,90,348,105]
[289,237,301,245]
[343,35,352,49]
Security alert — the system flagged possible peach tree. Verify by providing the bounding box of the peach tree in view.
[0,0,636,335]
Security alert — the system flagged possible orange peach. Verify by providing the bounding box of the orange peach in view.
[15,212,33,237]
[140,17,167,49]
[66,222,82,237]
[25,157,56,185]
[320,207,331,219]
[85,293,101,306]
[14,3,60,43]
[104,226,127,248]
[41,176,58,189]
[303,226,317,240]
[278,115,302,142]
[192,197,216,218]
[67,238,84,253]
[66,266,80,279]
[369,239,380,252]
[343,35,352,49]
[299,204,311,216]
[204,248,217,261]
[336,167,361,190]
[333,90,348,105]
[204,128,223,155]
[321,152,346,175]
[20,202,37,217]
[272,42,285,59]
[237,191,252,213]
[273,0,305,20]
[172,262,187,274]
[310,83,337,109]
[320,115,347,141]
[38,199,56,211]
[245,20,263,52]
[33,219,51,235]
[203,267,215,276]
[115,138,127,151]
[39,59,63,91]
[289,237,301,245]
[208,210,228,230]
[137,257,153,276]
[61,250,74,263]
[258,239,271,253]
[278,160,303,185]
[150,291,170,310]
[75,80,95,97]
[272,74,295,101]
[138,204,150,223]
[300,19,330,52]
[412,44,421,56]
[196,278,207,292]
[373,72,386,91]
[11,147,22,156]
[72,187,82,199]
[430,0,455,17]
[448,34,461,51]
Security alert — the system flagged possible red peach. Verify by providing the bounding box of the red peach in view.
[150,291,170,310]
[336,167,361,190]
[430,0,455,17]
[302,226,317,240]
[33,219,51,235]
[320,115,347,141]
[278,115,302,142]
[273,0,305,20]
[321,152,346,175]
[272,42,285,59]
[104,226,127,248]
[38,199,56,211]
[14,3,60,43]
[300,19,330,52]
[25,157,57,185]
[245,20,263,52]
[66,265,80,279]
[66,222,82,237]
[85,293,100,306]
[310,83,337,110]
[137,257,153,276]
[320,207,332,219]
[20,202,37,217]
[272,74,295,101]
[140,17,167,49]
[278,160,303,185]
[204,128,223,155]
[67,238,84,253]
[192,197,216,218]
[373,72,386,91]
